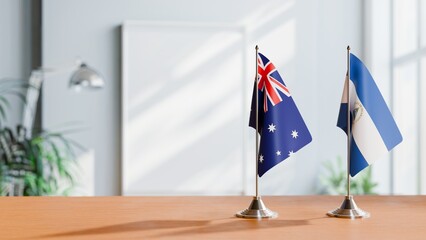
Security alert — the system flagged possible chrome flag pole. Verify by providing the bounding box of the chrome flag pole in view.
[327,46,369,219]
[236,45,277,219]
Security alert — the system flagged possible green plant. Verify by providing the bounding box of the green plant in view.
[0,125,82,196]
[319,156,378,195]
[0,78,81,196]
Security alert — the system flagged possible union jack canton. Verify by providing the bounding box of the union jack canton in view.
[249,52,312,177]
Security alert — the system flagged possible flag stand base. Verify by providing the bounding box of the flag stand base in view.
[327,195,370,219]
[236,196,278,219]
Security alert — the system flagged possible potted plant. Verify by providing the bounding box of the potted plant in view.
[0,78,80,196]
[319,156,378,195]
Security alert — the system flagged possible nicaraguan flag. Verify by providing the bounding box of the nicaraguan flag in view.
[249,53,312,177]
[337,53,403,177]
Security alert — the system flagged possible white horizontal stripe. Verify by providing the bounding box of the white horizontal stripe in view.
[351,93,389,165]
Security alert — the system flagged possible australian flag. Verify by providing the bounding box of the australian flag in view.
[249,52,312,177]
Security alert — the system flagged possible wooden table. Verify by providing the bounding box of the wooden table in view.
[1,196,425,239]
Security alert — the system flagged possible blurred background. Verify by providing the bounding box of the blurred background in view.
[0,0,424,196]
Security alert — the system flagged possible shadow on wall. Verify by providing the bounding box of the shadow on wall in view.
[122,1,318,196]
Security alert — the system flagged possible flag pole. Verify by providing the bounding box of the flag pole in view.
[346,45,351,198]
[236,45,277,219]
[255,45,259,198]
[326,46,369,219]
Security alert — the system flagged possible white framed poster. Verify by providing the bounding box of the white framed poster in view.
[121,21,248,195]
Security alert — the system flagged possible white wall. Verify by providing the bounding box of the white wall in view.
[0,0,32,127]
[42,0,362,195]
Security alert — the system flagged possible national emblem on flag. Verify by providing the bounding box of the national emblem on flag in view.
[249,53,312,177]
[337,53,403,176]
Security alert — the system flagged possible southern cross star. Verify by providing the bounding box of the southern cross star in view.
[291,130,298,139]
[268,123,276,133]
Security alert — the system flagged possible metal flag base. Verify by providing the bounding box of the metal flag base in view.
[327,195,370,219]
[236,196,278,219]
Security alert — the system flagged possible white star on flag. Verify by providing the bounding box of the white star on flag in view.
[291,130,298,139]
[259,154,264,163]
[288,150,294,157]
[276,151,281,156]
[268,123,276,133]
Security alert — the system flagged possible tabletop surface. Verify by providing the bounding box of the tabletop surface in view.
[1,195,425,239]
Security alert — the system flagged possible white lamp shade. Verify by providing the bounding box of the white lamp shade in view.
[69,63,104,89]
